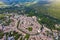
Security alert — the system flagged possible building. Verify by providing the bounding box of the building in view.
[7,36,15,40]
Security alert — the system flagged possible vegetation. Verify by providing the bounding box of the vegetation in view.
[56,26,60,31]
[17,20,20,27]
[0,14,5,20]
[0,14,12,26]
[5,31,22,40]
[13,31,21,40]
[20,37,23,40]
[0,30,4,39]
[27,27,33,31]
[0,1,60,40]
[25,8,60,31]
[47,2,60,19]
[24,34,30,40]
[2,19,13,26]
[14,33,21,40]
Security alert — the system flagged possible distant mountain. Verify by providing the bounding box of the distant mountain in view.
[0,0,38,5]
[0,0,52,8]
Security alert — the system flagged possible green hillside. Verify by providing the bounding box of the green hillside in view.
[32,2,60,19]
[47,2,60,19]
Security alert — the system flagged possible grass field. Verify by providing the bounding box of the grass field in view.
[32,1,60,19]
[47,2,60,19]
